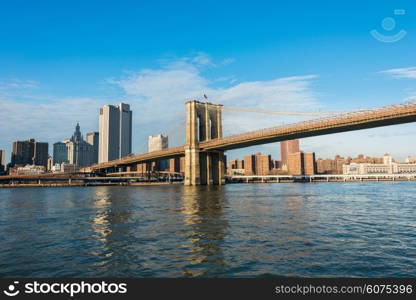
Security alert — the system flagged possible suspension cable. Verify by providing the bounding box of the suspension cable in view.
[222,105,338,116]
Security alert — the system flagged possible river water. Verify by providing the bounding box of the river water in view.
[0,182,415,277]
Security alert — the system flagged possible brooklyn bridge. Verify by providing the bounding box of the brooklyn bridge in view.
[84,100,416,185]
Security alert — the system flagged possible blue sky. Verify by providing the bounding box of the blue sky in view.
[1,0,416,163]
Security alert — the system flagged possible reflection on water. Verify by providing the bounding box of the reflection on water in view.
[0,182,415,277]
[91,190,112,242]
[180,186,228,276]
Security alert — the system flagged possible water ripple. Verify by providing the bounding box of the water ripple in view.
[0,182,415,277]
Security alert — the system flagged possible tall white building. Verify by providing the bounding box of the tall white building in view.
[148,134,169,171]
[99,103,132,163]
[148,134,168,152]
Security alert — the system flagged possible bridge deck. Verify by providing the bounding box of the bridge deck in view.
[91,146,185,170]
[200,102,416,150]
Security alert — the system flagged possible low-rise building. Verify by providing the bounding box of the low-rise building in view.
[50,163,80,173]
[51,164,62,173]
[227,168,245,176]
[317,154,384,174]
[60,163,80,173]
[405,156,416,163]
[9,165,46,176]
[343,154,416,175]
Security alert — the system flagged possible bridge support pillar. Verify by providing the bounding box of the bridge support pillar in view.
[204,151,225,185]
[185,148,200,185]
[184,100,224,185]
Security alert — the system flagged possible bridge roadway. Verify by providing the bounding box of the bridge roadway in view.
[91,101,416,171]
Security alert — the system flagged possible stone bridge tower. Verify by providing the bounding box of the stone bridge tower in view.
[184,100,225,185]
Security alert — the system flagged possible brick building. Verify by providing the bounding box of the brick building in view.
[244,154,256,175]
[287,151,316,175]
[280,140,300,169]
[304,152,317,175]
[287,152,304,175]
[316,154,384,174]
[255,153,272,175]
[169,157,185,173]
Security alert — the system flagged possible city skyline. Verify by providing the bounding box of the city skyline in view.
[227,151,416,176]
[53,123,98,168]
[2,134,416,167]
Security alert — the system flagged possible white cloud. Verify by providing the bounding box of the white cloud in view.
[0,79,39,90]
[380,67,416,79]
[0,54,320,157]
[109,56,319,141]
[190,52,214,66]
[221,58,235,66]
[0,96,104,158]
[217,75,318,108]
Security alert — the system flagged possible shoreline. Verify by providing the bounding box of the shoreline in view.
[0,182,183,188]
[228,178,416,183]
[1,178,415,188]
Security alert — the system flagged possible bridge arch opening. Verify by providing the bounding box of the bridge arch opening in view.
[197,115,202,142]
[209,118,214,139]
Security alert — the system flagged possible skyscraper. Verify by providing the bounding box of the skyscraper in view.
[86,132,99,164]
[0,149,6,173]
[53,142,68,164]
[11,140,33,166]
[280,139,300,169]
[11,139,48,168]
[53,124,96,167]
[66,123,94,167]
[99,103,132,163]
[33,142,49,167]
